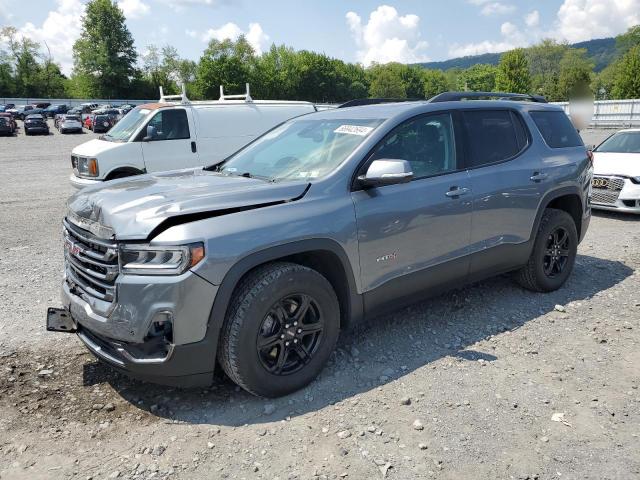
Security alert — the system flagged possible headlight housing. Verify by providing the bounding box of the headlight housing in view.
[119,242,205,275]
[76,157,99,177]
[630,176,640,184]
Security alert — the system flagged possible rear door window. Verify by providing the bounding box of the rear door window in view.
[461,110,528,167]
[529,110,583,148]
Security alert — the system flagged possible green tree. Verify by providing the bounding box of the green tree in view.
[526,39,569,100]
[616,25,640,55]
[368,66,406,98]
[194,36,255,100]
[458,64,497,91]
[612,45,640,99]
[422,69,449,98]
[72,0,138,98]
[495,48,531,93]
[558,48,594,99]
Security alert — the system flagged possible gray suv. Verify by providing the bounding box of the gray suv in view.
[48,94,592,397]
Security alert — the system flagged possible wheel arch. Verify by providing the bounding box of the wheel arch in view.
[204,239,363,359]
[105,166,145,181]
[531,186,585,242]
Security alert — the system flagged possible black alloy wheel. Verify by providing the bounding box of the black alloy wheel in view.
[543,227,570,278]
[257,293,324,376]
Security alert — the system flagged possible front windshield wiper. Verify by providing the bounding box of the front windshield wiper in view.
[231,171,274,182]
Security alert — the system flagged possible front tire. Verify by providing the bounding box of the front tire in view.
[218,262,340,397]
[515,208,578,292]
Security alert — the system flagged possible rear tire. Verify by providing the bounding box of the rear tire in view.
[515,208,578,292]
[218,262,340,397]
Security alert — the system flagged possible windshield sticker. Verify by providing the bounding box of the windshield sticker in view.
[334,125,374,136]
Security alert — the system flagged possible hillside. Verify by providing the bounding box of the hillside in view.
[416,37,616,72]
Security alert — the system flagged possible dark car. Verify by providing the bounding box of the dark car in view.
[13,105,35,120]
[24,114,50,135]
[35,102,51,109]
[92,114,114,133]
[45,104,69,118]
[0,116,13,136]
[0,113,17,133]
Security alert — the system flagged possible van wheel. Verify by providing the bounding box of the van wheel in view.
[218,262,340,397]
[515,208,578,292]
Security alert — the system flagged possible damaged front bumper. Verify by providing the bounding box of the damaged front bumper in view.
[47,271,220,387]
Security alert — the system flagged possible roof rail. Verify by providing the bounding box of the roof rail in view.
[428,91,547,103]
[338,98,423,108]
[159,83,190,104]
[219,83,253,102]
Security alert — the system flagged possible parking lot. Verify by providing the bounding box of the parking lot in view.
[0,123,638,479]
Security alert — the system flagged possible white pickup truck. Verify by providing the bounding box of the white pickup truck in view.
[70,85,318,189]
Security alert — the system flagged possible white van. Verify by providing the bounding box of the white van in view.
[69,85,318,189]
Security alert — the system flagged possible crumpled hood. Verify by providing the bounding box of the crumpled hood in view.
[593,152,640,178]
[67,169,310,240]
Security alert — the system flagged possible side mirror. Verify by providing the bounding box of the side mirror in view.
[143,125,157,142]
[357,159,413,189]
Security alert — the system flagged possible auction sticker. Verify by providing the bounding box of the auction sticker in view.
[334,125,374,136]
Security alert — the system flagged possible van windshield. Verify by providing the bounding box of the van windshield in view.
[102,107,150,142]
[212,118,383,182]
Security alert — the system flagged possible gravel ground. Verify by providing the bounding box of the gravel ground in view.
[0,125,638,480]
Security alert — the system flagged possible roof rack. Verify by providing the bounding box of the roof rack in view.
[428,91,547,103]
[159,83,190,104]
[338,98,423,108]
[219,83,253,102]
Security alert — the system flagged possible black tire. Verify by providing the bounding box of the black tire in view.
[218,262,340,397]
[515,208,578,292]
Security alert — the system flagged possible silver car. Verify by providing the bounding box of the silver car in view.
[48,94,592,397]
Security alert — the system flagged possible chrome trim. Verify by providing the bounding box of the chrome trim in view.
[77,330,125,367]
[116,344,175,364]
[66,211,115,240]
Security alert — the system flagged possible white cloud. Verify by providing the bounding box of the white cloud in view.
[524,10,540,28]
[555,0,640,43]
[346,5,429,66]
[17,0,84,75]
[480,2,516,16]
[157,0,219,11]
[0,0,13,21]
[118,0,150,19]
[448,20,525,57]
[199,22,270,55]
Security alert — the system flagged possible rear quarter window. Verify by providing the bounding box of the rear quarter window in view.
[461,109,529,167]
[529,110,583,148]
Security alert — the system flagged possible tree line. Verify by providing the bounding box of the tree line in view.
[1,0,639,102]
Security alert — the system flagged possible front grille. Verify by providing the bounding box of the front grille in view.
[63,218,119,304]
[591,176,625,205]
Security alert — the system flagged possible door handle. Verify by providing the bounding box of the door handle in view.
[191,141,197,153]
[445,187,469,197]
[530,172,548,182]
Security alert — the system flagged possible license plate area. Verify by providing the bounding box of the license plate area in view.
[46,307,77,333]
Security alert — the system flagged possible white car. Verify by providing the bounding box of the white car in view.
[69,84,317,189]
[591,128,640,213]
[59,114,83,134]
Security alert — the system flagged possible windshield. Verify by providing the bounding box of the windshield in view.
[65,115,80,121]
[214,118,383,182]
[102,107,150,142]
[596,132,640,154]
